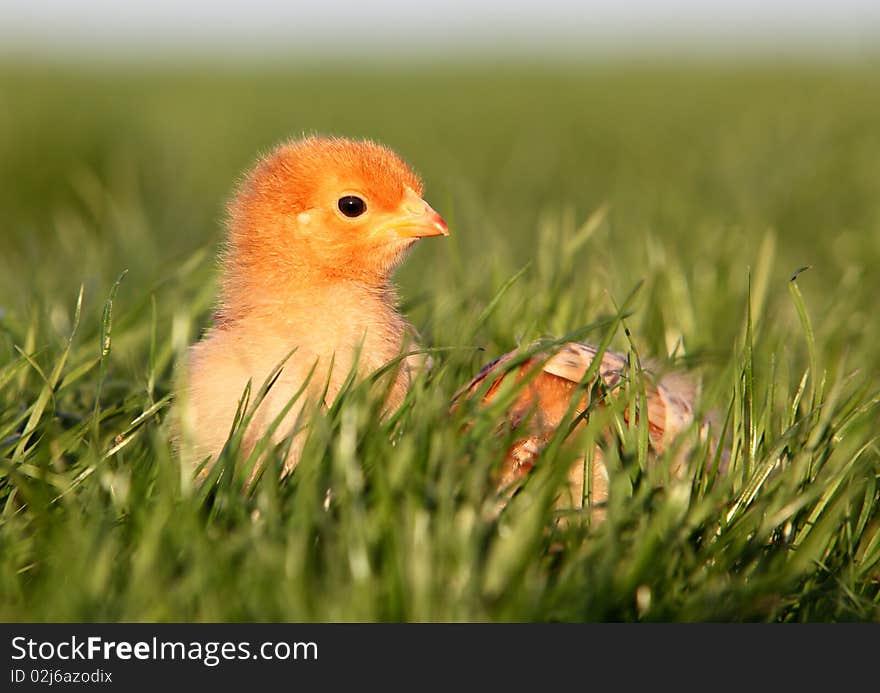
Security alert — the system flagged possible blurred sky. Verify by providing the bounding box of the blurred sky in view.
[1,0,879,60]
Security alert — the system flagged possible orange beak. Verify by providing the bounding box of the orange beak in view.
[378,188,449,240]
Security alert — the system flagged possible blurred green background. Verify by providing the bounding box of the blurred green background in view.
[3,61,879,365]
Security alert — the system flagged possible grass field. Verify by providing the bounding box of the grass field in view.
[1,59,879,621]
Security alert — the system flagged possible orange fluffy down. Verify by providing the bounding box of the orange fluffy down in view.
[179,137,442,474]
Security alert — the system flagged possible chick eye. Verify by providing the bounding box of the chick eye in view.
[338,195,367,218]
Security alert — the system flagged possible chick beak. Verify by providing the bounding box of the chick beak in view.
[381,189,449,240]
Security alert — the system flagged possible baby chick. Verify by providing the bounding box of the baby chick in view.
[181,136,447,474]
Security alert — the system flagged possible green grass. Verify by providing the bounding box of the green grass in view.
[1,59,879,621]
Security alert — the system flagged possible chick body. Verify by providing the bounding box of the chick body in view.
[185,283,413,469]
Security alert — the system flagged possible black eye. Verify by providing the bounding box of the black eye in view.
[338,195,367,218]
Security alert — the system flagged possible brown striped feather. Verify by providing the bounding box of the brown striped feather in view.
[457,341,700,512]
